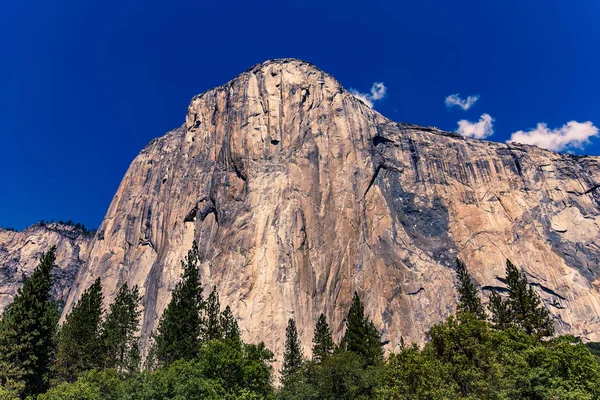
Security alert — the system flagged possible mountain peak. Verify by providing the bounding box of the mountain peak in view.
[247,57,321,71]
[190,58,345,106]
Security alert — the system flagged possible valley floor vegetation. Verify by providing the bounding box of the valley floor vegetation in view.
[1,244,599,399]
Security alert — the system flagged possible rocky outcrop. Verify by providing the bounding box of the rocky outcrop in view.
[0,223,92,312]
[64,59,600,363]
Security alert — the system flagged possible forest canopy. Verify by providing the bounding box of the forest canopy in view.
[1,249,599,399]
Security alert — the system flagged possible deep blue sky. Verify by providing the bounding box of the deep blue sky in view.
[1,0,599,230]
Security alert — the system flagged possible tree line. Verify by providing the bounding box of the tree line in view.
[36,220,96,236]
[0,244,599,399]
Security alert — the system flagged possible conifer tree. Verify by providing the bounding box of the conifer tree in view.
[0,247,59,397]
[489,260,554,337]
[455,258,486,319]
[205,286,222,341]
[54,277,104,382]
[100,283,141,372]
[505,260,554,337]
[151,242,205,367]
[312,313,335,364]
[125,342,141,375]
[488,290,513,330]
[281,318,303,383]
[341,292,384,366]
[220,305,241,342]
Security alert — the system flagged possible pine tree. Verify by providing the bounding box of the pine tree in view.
[125,342,141,375]
[312,313,335,364]
[205,286,222,341]
[151,242,205,367]
[100,283,141,372]
[504,260,554,337]
[488,290,512,330]
[488,260,554,337]
[54,277,104,382]
[0,247,59,397]
[455,258,486,319]
[522,283,554,337]
[220,305,240,342]
[281,318,303,382]
[341,292,384,366]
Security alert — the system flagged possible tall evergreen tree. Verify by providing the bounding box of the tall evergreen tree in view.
[125,342,141,375]
[100,283,141,372]
[281,318,303,383]
[455,258,486,319]
[151,242,205,367]
[205,286,222,341]
[220,305,240,342]
[341,292,384,366]
[312,313,335,364]
[489,260,554,337]
[54,277,104,382]
[504,260,554,337]
[0,247,59,397]
[488,290,512,330]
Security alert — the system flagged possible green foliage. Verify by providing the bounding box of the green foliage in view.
[125,342,141,375]
[150,242,205,367]
[2,243,599,399]
[489,289,513,330]
[100,283,141,373]
[515,335,600,399]
[279,295,385,399]
[378,345,456,399]
[489,260,555,337]
[205,286,222,341]
[278,350,383,400]
[425,313,517,397]
[311,313,335,364]
[341,292,384,366]
[0,384,20,400]
[39,369,124,400]
[380,315,600,399]
[455,258,486,320]
[281,318,303,383]
[54,278,104,383]
[129,360,228,400]
[586,342,600,361]
[0,247,59,397]
[40,339,274,400]
[195,339,274,398]
[221,305,241,342]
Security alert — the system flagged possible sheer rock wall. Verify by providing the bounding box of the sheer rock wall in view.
[59,59,600,360]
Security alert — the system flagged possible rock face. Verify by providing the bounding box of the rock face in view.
[0,223,92,313]
[64,59,600,361]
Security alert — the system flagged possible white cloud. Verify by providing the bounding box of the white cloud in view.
[456,113,494,139]
[445,93,480,111]
[507,121,598,152]
[350,82,387,108]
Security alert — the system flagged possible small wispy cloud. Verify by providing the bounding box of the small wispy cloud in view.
[445,93,480,111]
[507,121,598,152]
[350,82,387,108]
[456,113,494,139]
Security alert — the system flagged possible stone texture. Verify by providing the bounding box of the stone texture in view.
[63,59,600,364]
[0,223,92,313]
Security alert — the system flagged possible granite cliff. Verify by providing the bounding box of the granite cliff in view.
[32,59,600,361]
[0,223,92,313]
